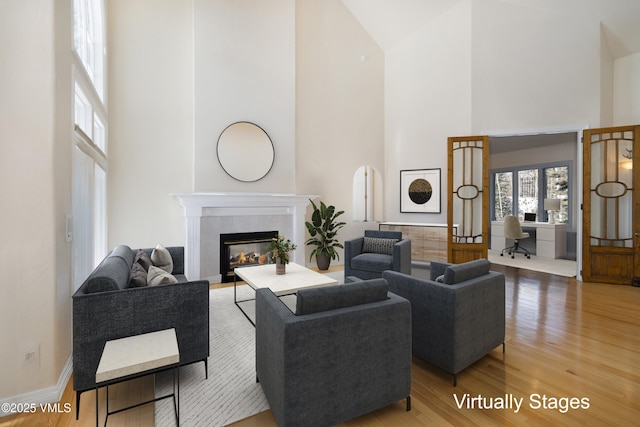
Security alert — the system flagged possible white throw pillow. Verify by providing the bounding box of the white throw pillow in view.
[147,265,178,286]
[151,244,173,273]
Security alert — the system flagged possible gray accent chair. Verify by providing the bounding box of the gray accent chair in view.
[344,230,411,281]
[383,259,505,386]
[255,279,412,427]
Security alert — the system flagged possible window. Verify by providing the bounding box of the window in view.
[494,172,513,220]
[93,164,107,267]
[491,163,571,226]
[72,0,107,290]
[518,169,539,217]
[545,167,569,224]
[74,0,105,100]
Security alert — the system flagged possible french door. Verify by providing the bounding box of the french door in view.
[448,136,489,263]
[582,125,640,285]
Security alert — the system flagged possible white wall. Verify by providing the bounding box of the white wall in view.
[107,0,381,263]
[472,0,603,132]
[0,0,72,401]
[600,26,614,127]
[193,0,296,193]
[383,0,622,226]
[295,0,385,264]
[614,52,640,125]
[107,0,194,249]
[385,0,472,224]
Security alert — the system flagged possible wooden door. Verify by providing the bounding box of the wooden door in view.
[583,125,640,284]
[448,136,489,263]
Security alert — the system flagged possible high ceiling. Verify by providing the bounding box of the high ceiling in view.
[341,0,640,58]
[340,0,458,51]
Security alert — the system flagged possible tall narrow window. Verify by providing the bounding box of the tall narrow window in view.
[74,0,104,100]
[518,169,538,218]
[93,164,107,267]
[545,166,569,223]
[74,84,92,137]
[494,172,513,220]
[72,0,107,289]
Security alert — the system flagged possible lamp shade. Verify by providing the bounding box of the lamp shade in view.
[544,198,560,211]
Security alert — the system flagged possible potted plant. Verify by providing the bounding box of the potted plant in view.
[305,199,346,270]
[267,235,297,275]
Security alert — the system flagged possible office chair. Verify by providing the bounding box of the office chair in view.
[501,215,531,259]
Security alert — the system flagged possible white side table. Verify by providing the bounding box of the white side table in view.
[95,328,180,426]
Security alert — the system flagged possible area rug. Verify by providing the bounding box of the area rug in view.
[154,284,268,427]
[488,250,577,277]
[155,271,344,427]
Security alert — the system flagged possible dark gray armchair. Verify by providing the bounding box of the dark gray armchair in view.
[255,279,412,427]
[344,230,411,282]
[383,259,505,386]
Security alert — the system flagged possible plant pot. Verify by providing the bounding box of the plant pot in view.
[275,258,286,275]
[316,251,331,271]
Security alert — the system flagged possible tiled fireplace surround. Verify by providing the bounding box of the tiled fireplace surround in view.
[173,193,317,282]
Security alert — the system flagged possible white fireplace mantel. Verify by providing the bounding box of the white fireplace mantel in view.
[172,192,318,281]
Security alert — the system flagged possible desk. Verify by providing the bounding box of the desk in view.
[491,221,567,259]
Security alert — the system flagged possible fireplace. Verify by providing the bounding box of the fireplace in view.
[172,192,317,281]
[220,231,278,282]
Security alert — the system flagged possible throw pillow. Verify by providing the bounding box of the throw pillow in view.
[128,262,148,288]
[362,237,398,255]
[151,244,173,273]
[147,265,178,286]
[134,249,152,272]
[435,274,445,283]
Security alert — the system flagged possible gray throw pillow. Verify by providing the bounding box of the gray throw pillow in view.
[151,244,173,273]
[362,237,398,255]
[134,249,152,272]
[128,262,148,288]
[147,265,178,286]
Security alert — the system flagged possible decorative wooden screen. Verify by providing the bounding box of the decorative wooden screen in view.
[448,136,489,263]
[583,126,639,284]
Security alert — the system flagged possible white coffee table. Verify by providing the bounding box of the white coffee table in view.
[95,328,180,426]
[234,262,338,324]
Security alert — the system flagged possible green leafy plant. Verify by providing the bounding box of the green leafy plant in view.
[267,235,297,264]
[305,199,346,262]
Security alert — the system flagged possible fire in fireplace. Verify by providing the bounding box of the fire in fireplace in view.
[220,231,278,282]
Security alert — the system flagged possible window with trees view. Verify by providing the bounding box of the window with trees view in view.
[492,163,570,225]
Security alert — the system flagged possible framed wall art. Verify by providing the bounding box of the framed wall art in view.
[400,168,441,213]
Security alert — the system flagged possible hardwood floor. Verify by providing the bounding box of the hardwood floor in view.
[3,265,640,426]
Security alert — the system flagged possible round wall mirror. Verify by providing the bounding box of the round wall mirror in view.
[217,122,275,182]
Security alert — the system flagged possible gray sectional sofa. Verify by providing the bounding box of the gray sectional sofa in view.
[383,259,505,386]
[71,245,209,418]
[256,279,412,427]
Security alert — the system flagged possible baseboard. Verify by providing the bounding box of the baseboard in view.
[0,355,72,417]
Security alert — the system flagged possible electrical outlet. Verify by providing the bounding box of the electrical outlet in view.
[21,343,39,366]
